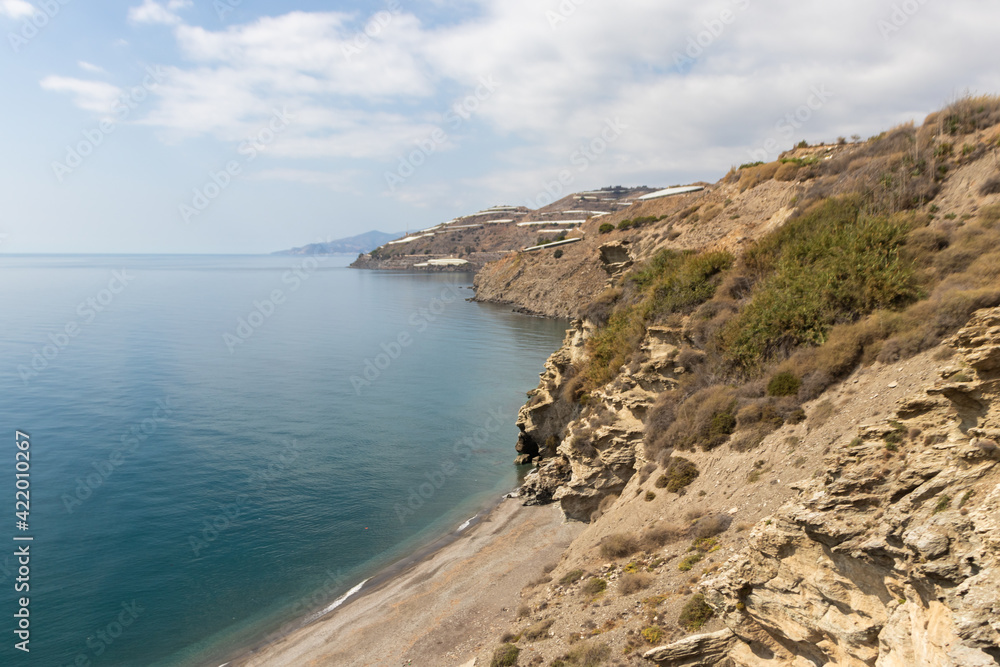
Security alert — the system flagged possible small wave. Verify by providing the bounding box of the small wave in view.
[457,516,476,532]
[319,578,370,616]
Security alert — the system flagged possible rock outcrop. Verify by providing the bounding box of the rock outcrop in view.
[519,320,687,520]
[676,308,1000,666]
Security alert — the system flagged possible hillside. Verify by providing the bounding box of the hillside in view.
[275,230,402,255]
[349,188,656,272]
[465,96,1000,666]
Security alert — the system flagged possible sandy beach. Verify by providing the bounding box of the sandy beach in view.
[226,498,581,667]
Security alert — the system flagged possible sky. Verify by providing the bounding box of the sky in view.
[0,0,998,254]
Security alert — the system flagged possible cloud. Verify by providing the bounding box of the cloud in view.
[39,76,123,114]
[117,0,1000,203]
[128,0,190,26]
[0,0,34,19]
[78,61,108,74]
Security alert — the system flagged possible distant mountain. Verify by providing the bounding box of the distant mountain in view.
[275,230,402,255]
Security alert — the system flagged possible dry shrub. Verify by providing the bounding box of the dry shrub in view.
[905,226,950,255]
[644,390,682,459]
[729,424,773,452]
[979,203,1000,228]
[562,369,587,404]
[690,514,732,539]
[641,522,687,549]
[490,643,520,667]
[584,288,622,327]
[590,493,620,522]
[524,618,555,641]
[565,640,611,667]
[979,177,1000,196]
[599,534,642,559]
[686,299,739,348]
[938,95,1000,135]
[657,456,700,492]
[808,399,836,430]
[675,346,705,371]
[618,572,653,595]
[658,386,737,452]
[774,162,800,181]
[738,162,781,192]
[637,462,656,485]
[701,203,723,222]
[678,594,715,631]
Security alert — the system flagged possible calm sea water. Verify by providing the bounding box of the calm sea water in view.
[0,254,567,666]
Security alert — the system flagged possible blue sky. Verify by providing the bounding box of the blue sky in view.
[1,0,998,253]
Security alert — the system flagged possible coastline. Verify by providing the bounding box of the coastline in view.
[212,493,581,667]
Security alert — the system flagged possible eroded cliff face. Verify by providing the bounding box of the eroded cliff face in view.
[519,322,687,520]
[647,309,1000,667]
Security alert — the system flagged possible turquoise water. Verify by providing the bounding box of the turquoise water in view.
[0,255,567,666]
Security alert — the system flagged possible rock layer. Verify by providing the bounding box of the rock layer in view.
[684,308,1000,666]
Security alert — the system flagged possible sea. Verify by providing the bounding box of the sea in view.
[0,254,568,666]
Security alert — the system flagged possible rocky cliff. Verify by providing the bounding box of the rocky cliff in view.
[689,309,1000,667]
[471,98,1000,667]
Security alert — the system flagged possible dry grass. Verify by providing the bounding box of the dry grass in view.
[618,572,653,596]
[523,618,555,641]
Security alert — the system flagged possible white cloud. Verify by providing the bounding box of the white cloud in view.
[128,0,189,25]
[39,76,123,114]
[118,0,1000,202]
[0,0,34,19]
[78,61,107,74]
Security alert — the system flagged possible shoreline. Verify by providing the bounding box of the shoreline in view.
[215,492,580,667]
[203,491,513,667]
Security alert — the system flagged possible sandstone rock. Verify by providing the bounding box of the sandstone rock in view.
[643,629,737,666]
[695,308,1000,667]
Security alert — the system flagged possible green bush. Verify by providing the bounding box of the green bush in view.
[766,371,801,396]
[584,249,733,391]
[553,249,564,259]
[679,594,715,631]
[582,577,607,596]
[641,626,663,644]
[657,457,700,492]
[490,643,520,667]
[599,223,615,234]
[560,569,585,585]
[724,197,919,368]
[678,553,703,571]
